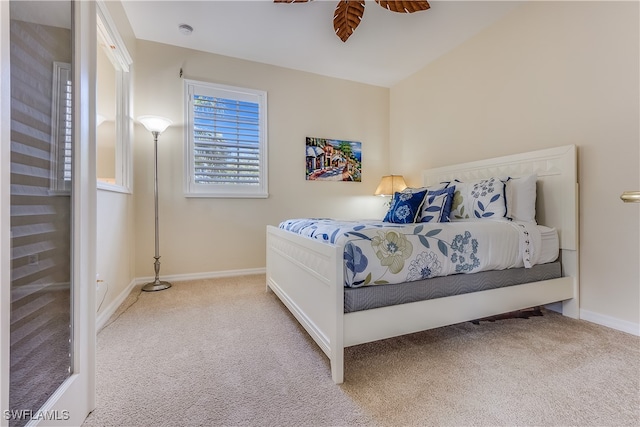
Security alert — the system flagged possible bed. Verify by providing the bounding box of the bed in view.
[266,145,579,384]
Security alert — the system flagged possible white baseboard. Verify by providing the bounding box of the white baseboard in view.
[96,278,137,332]
[97,268,266,330]
[580,309,640,336]
[105,270,640,338]
[134,267,266,285]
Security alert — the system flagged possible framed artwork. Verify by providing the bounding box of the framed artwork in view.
[305,137,362,182]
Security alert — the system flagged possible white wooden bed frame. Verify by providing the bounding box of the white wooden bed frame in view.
[266,145,579,384]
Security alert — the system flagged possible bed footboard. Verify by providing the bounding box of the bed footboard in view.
[267,225,577,385]
[266,225,345,383]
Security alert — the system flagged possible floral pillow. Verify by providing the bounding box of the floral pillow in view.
[447,177,507,220]
[383,189,428,224]
[419,187,455,223]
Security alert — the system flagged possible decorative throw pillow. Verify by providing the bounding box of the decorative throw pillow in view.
[505,174,537,223]
[383,189,428,224]
[448,177,507,220]
[419,187,455,223]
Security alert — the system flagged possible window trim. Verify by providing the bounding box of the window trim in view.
[183,79,268,198]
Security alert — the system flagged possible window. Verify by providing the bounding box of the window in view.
[49,61,72,195]
[184,79,268,198]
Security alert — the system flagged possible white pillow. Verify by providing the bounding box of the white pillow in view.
[402,183,449,194]
[505,174,537,223]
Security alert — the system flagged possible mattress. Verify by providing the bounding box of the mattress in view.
[344,259,561,313]
[279,218,559,288]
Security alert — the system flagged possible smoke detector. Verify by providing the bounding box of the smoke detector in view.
[178,24,193,35]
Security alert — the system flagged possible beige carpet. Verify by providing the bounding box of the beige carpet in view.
[83,275,639,426]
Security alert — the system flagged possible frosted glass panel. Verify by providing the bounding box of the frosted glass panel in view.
[9,1,72,425]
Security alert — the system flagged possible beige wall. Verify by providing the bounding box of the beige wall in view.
[133,40,390,278]
[96,190,135,312]
[390,1,639,326]
[103,0,638,331]
[96,0,137,318]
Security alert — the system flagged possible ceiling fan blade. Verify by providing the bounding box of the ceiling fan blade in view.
[375,0,430,13]
[273,0,311,3]
[334,0,366,42]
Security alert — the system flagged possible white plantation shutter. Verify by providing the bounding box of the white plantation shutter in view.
[50,62,73,194]
[185,80,268,198]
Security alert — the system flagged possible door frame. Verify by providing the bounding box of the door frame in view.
[1,0,11,421]
[0,1,96,425]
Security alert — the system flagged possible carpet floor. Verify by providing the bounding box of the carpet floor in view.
[82,274,639,426]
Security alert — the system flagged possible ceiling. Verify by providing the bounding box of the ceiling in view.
[121,0,523,88]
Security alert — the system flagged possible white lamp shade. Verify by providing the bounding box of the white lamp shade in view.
[374,175,407,196]
[137,115,172,134]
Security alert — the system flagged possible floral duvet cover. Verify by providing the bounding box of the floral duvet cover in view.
[279,218,545,288]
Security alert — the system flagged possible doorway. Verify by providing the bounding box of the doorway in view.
[2,1,96,425]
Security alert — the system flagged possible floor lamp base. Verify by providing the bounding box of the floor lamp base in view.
[142,280,172,292]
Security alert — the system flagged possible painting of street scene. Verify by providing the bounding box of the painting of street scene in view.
[305,137,362,182]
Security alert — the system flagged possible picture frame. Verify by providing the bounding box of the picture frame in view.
[305,137,362,182]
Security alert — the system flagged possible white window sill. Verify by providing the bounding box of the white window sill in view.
[97,181,131,194]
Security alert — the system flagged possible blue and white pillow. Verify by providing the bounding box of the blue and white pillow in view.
[383,189,428,224]
[447,178,507,220]
[420,187,455,223]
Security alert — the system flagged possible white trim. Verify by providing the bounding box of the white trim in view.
[183,79,269,198]
[135,267,267,285]
[48,1,98,423]
[1,0,11,423]
[96,268,267,332]
[96,278,137,332]
[97,181,132,194]
[580,309,640,336]
[95,1,132,71]
[24,2,97,425]
[96,0,132,193]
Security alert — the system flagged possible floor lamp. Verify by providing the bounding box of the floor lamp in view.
[138,115,173,292]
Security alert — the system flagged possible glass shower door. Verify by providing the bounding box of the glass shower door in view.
[8,1,72,425]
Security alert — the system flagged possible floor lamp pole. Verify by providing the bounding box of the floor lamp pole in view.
[140,120,172,292]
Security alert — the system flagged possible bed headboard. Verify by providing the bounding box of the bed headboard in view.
[423,145,578,251]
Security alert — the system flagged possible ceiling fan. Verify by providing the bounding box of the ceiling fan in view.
[274,0,431,42]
